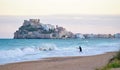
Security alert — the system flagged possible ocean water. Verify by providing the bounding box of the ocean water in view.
[0,38,120,64]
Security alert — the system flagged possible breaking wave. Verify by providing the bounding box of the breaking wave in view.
[0,43,58,58]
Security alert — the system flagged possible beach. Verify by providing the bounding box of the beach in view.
[0,52,116,70]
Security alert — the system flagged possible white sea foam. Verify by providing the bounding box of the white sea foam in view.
[39,43,58,51]
[0,42,119,59]
[0,43,58,59]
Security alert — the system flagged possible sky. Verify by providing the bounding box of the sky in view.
[0,0,120,15]
[0,0,120,38]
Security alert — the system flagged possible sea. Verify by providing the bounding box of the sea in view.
[0,38,120,65]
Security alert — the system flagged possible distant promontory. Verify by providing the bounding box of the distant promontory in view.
[14,19,120,39]
[14,19,73,39]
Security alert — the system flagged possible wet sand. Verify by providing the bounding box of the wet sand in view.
[0,52,116,70]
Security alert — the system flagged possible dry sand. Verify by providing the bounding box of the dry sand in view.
[0,52,116,70]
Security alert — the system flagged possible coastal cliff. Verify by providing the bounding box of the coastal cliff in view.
[14,19,73,39]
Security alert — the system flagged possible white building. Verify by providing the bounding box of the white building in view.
[84,34,96,38]
[75,33,85,39]
[41,24,55,31]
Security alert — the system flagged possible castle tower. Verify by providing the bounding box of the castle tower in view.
[29,19,40,24]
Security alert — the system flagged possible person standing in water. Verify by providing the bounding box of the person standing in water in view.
[79,46,82,52]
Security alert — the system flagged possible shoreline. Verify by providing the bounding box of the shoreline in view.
[0,51,115,65]
[0,52,116,70]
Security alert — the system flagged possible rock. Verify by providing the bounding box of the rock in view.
[14,19,73,39]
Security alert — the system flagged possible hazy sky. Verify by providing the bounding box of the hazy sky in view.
[0,0,120,15]
[0,0,120,38]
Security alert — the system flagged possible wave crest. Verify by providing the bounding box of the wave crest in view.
[0,43,58,58]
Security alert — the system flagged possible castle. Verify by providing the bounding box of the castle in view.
[29,19,40,23]
[14,19,74,39]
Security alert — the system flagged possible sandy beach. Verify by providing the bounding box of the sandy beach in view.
[0,52,116,70]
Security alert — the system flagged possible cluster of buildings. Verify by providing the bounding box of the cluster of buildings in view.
[74,33,120,39]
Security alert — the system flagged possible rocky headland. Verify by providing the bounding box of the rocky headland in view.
[14,19,73,39]
[14,19,120,39]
